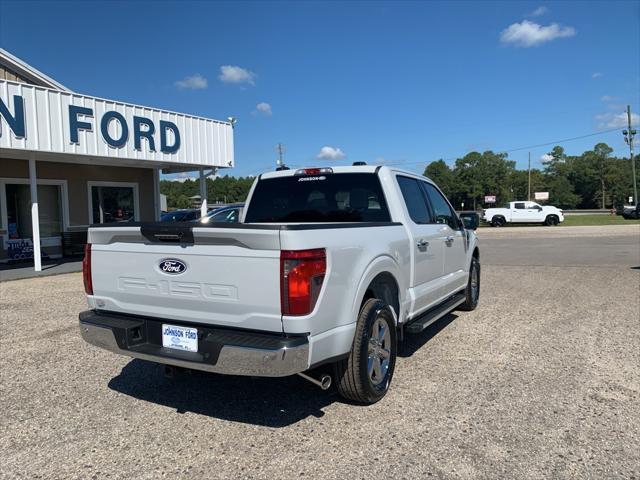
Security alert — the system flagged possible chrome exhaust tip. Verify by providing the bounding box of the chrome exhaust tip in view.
[298,372,332,390]
[319,374,332,390]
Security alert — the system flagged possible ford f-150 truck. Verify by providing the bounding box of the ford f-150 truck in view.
[79,165,480,404]
[483,201,564,227]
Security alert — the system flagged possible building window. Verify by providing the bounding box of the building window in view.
[89,182,138,224]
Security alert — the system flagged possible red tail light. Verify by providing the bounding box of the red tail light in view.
[82,243,93,295]
[281,249,326,316]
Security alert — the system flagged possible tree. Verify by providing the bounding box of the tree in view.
[542,146,580,209]
[160,175,255,210]
[593,143,614,208]
[424,160,454,197]
[175,194,191,209]
[451,151,515,209]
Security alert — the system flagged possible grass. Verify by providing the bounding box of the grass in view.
[560,214,640,226]
[479,214,640,227]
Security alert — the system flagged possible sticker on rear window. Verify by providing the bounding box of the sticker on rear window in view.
[298,176,326,182]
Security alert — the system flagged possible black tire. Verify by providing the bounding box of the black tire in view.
[545,215,559,226]
[458,255,480,311]
[334,299,397,404]
[492,216,506,227]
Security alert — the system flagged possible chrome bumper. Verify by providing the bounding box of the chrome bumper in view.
[79,312,309,377]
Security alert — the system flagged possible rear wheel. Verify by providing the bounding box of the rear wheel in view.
[458,255,480,311]
[545,215,559,226]
[492,216,506,227]
[335,299,397,404]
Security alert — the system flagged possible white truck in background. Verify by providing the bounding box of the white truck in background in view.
[483,201,564,227]
[79,165,480,404]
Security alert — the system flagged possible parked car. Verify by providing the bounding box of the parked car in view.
[160,209,201,222]
[622,203,640,219]
[198,203,244,224]
[483,201,564,226]
[79,165,480,404]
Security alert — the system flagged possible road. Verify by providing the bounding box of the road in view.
[1,225,638,479]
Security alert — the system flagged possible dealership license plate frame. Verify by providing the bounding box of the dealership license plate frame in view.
[161,324,198,353]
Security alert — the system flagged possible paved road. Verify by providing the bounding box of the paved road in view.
[1,226,638,479]
[478,225,640,267]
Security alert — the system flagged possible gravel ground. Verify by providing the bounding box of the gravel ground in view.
[1,227,639,479]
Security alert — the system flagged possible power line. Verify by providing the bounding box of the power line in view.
[385,125,637,167]
[500,127,623,154]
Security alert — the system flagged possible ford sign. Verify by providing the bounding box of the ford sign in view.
[159,259,187,275]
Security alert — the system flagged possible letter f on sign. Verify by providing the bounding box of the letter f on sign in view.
[69,105,94,143]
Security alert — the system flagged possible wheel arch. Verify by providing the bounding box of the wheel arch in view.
[360,272,400,325]
[352,255,404,326]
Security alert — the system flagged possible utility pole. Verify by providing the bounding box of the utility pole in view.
[623,105,637,204]
[528,152,531,202]
[276,143,286,170]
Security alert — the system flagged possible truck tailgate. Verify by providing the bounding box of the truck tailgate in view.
[88,225,283,332]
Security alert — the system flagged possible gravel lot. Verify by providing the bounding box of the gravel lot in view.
[1,225,639,479]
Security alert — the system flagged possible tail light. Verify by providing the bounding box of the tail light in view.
[281,249,326,316]
[82,243,93,295]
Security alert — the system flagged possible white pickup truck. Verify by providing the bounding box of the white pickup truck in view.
[79,165,480,404]
[483,201,564,227]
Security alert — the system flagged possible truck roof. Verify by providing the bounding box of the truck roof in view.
[259,164,431,181]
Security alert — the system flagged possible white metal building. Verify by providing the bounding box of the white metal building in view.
[0,48,234,270]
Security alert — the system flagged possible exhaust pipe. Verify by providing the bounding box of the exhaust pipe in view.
[298,372,332,390]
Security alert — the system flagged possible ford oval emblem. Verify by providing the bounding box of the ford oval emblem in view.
[159,259,187,275]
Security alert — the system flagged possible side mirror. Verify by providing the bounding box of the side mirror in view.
[459,212,479,230]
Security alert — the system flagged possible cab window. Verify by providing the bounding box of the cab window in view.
[396,176,430,224]
[422,182,460,230]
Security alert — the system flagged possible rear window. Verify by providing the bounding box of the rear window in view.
[244,173,391,223]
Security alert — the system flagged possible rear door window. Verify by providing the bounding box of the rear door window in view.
[244,173,390,223]
[396,176,431,224]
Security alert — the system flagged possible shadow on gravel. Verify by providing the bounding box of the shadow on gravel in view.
[400,313,458,357]
[107,359,336,427]
[107,314,459,426]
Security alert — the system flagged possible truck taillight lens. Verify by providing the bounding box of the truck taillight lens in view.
[82,243,93,295]
[281,249,326,316]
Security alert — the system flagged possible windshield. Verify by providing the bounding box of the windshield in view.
[161,211,187,222]
[244,173,391,223]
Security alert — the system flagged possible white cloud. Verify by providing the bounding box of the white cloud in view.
[592,72,603,79]
[595,112,639,129]
[526,6,548,17]
[316,146,346,160]
[174,73,208,90]
[500,20,576,47]
[218,65,256,85]
[254,102,272,116]
[600,95,618,102]
[540,153,554,163]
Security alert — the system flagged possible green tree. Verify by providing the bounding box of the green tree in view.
[423,160,454,197]
[175,194,191,209]
[541,146,580,208]
[453,151,515,209]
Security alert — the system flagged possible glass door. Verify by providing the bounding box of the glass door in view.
[4,184,62,260]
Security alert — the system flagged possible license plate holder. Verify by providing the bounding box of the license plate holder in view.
[162,324,198,353]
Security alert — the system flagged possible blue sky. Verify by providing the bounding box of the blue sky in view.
[1,0,638,178]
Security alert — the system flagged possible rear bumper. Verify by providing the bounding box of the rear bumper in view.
[79,310,309,377]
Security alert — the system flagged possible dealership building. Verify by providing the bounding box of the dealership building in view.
[0,48,234,270]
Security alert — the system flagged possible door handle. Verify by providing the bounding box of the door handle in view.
[416,239,429,249]
[445,236,454,246]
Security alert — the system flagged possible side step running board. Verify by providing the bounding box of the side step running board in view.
[405,292,466,334]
